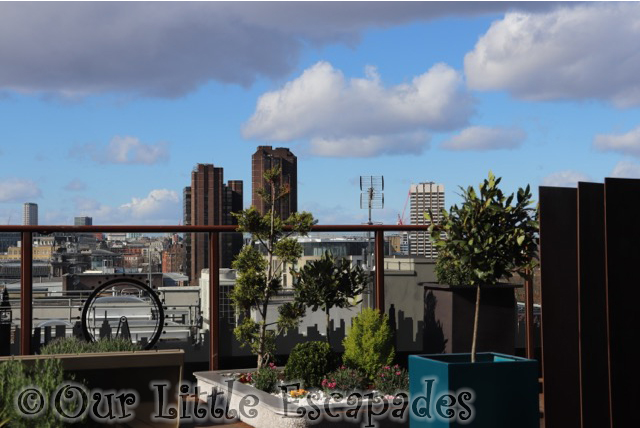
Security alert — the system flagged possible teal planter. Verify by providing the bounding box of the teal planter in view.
[409,353,538,428]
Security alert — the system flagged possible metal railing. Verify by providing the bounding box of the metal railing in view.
[0,224,537,369]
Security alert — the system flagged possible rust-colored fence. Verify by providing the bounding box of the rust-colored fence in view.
[539,178,639,428]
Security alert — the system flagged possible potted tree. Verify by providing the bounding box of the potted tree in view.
[409,172,539,428]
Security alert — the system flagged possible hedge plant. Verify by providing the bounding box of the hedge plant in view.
[284,341,336,388]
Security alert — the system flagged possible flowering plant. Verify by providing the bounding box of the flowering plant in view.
[238,372,253,384]
[252,362,280,393]
[289,389,308,399]
[373,364,408,395]
[321,366,366,395]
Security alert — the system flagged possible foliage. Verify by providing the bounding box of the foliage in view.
[252,363,280,394]
[0,358,70,428]
[373,364,408,395]
[41,336,142,354]
[231,166,316,369]
[427,171,538,287]
[284,341,336,388]
[321,366,367,395]
[292,252,367,345]
[342,308,395,381]
[427,171,539,362]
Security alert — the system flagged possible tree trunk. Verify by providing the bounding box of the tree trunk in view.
[326,308,331,346]
[471,285,481,363]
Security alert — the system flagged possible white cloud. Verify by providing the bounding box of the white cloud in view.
[593,126,640,157]
[73,189,180,224]
[0,178,41,202]
[541,170,591,187]
[71,136,169,165]
[63,179,87,191]
[465,3,640,107]
[244,62,473,157]
[0,2,557,98]
[441,126,526,151]
[611,160,640,179]
[310,133,430,158]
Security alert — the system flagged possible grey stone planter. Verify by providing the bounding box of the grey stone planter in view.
[194,370,408,428]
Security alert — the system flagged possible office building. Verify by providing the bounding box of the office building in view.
[252,146,297,220]
[74,216,92,226]
[23,202,38,226]
[186,164,243,285]
[409,183,445,258]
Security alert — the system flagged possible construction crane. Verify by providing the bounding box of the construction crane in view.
[397,188,411,225]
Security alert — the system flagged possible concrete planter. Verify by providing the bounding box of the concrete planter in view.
[194,369,408,428]
[420,283,520,355]
[409,353,538,428]
[1,349,184,428]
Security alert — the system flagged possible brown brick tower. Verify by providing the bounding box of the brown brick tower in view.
[251,146,297,220]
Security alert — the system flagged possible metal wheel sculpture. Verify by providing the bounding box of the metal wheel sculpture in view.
[81,277,164,350]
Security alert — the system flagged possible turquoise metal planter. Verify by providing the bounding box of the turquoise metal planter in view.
[409,353,538,428]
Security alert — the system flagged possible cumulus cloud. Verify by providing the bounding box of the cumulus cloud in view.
[310,133,430,158]
[465,3,640,107]
[441,126,526,151]
[63,179,87,191]
[0,2,558,98]
[0,178,41,202]
[73,189,180,224]
[244,62,473,157]
[71,136,169,165]
[593,126,640,157]
[541,170,591,187]
[611,160,640,179]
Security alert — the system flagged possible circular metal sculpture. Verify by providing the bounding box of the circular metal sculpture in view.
[81,278,164,350]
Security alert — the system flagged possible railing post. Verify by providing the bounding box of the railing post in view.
[209,232,219,370]
[374,230,384,313]
[20,231,33,355]
[524,270,535,359]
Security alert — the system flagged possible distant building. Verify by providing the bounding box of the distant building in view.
[74,216,92,226]
[409,183,445,258]
[162,243,185,274]
[251,146,297,220]
[187,164,243,285]
[23,203,38,226]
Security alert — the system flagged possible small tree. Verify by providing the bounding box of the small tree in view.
[292,252,367,345]
[231,166,315,369]
[342,307,395,381]
[427,172,538,362]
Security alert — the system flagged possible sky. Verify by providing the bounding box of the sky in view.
[1,1,640,226]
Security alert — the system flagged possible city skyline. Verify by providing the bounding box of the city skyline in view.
[1,2,639,225]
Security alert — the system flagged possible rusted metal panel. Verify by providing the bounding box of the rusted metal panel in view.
[577,182,610,428]
[603,178,640,427]
[539,186,581,428]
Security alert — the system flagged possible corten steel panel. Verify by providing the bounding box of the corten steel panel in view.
[577,183,611,428]
[604,178,640,427]
[539,186,581,428]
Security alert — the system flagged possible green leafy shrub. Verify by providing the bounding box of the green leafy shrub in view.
[41,337,142,354]
[284,341,336,388]
[0,358,69,428]
[342,308,395,381]
[321,366,366,395]
[252,363,279,393]
[373,364,408,395]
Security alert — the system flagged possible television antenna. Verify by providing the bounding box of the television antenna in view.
[360,176,384,225]
[359,176,383,309]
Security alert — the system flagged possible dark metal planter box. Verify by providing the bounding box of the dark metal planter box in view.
[420,283,520,355]
[408,353,538,428]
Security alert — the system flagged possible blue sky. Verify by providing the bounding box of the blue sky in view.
[1,2,639,225]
